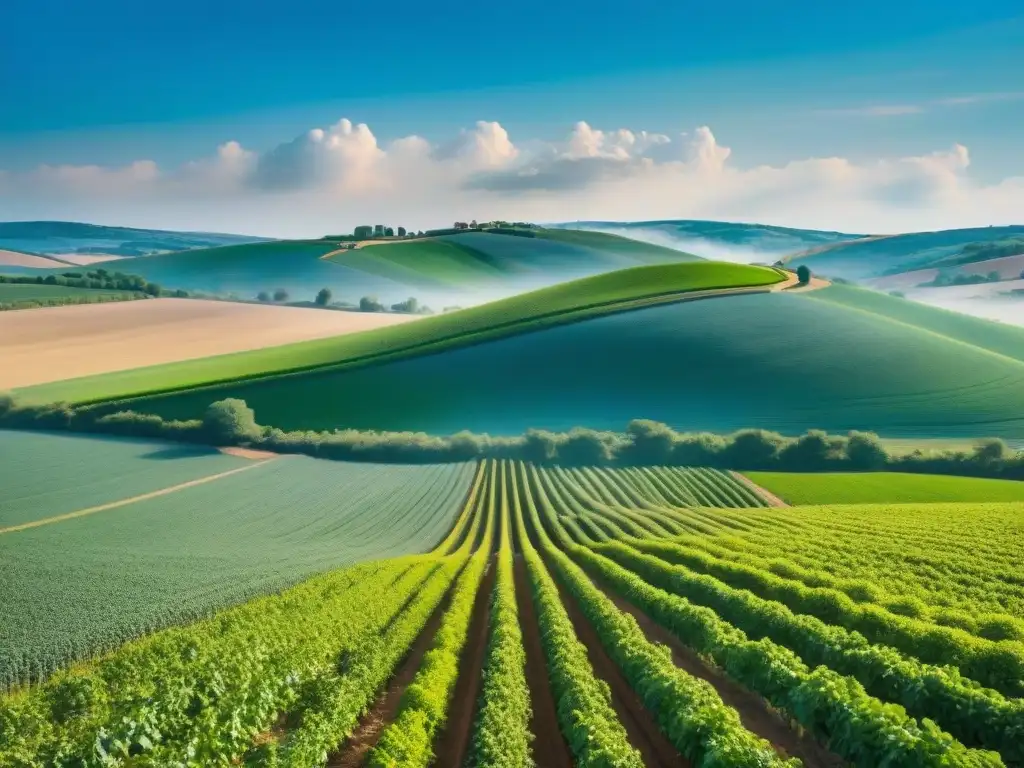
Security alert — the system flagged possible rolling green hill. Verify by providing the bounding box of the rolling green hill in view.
[17,262,783,406]
[94,287,1024,439]
[89,228,700,306]
[19,261,1024,442]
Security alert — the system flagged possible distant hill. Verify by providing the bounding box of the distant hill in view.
[786,226,1024,281]
[71,228,701,307]
[0,221,269,258]
[553,219,862,260]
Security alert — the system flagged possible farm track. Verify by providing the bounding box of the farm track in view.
[512,556,574,768]
[598,581,846,768]
[547,557,689,768]
[328,571,461,768]
[0,457,276,535]
[432,556,497,767]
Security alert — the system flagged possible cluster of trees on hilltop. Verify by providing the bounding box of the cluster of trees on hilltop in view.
[252,287,433,314]
[0,268,182,298]
[3,395,1022,480]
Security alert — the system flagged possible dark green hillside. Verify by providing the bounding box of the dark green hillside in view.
[21,262,778,406]
[805,284,1024,363]
[69,284,1024,440]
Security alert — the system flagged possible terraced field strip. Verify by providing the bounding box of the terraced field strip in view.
[0,458,275,535]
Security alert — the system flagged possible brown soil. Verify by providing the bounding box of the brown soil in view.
[0,298,417,389]
[513,557,574,768]
[549,565,688,768]
[219,446,280,460]
[432,557,496,766]
[730,472,789,507]
[601,587,846,768]
[328,578,456,768]
[0,249,64,268]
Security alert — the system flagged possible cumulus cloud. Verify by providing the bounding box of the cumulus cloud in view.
[1,117,1021,237]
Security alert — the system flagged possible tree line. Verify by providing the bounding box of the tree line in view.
[0,268,183,298]
[0,395,1020,479]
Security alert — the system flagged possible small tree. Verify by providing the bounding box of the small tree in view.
[256,291,270,302]
[384,227,395,237]
[360,296,384,312]
[315,288,332,306]
[397,226,407,237]
[796,265,811,285]
[203,399,261,444]
[273,288,289,302]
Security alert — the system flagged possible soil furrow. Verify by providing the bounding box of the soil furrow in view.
[600,583,845,768]
[548,566,688,768]
[432,556,497,767]
[513,556,573,768]
[327,576,458,768]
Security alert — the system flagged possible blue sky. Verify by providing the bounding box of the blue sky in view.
[1,0,1022,234]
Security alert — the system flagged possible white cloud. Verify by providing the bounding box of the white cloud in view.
[1,117,1022,237]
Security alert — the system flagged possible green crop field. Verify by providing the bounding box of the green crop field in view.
[4,459,1021,766]
[17,261,781,406]
[0,430,251,528]
[72,283,1024,440]
[0,447,474,686]
[744,470,1024,504]
[0,283,143,306]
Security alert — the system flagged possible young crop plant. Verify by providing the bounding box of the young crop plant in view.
[587,542,1009,767]
[510,463,645,767]
[467,463,533,768]
[367,461,498,768]
[521,461,800,767]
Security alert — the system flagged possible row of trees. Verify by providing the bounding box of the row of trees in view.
[254,287,432,314]
[2,395,1020,479]
[0,269,181,298]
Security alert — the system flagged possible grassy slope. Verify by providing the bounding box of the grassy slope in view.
[745,471,1024,504]
[804,284,1024,363]
[19,262,780,406]
[78,286,1024,439]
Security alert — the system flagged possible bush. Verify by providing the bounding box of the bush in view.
[315,288,332,306]
[360,296,384,312]
[723,429,784,469]
[846,431,888,470]
[796,265,811,284]
[256,291,270,302]
[202,399,262,444]
[272,289,289,303]
[0,391,14,418]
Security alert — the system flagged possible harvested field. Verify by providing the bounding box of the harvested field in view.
[0,249,62,268]
[48,253,128,265]
[0,297,417,389]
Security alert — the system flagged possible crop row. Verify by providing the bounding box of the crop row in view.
[466,463,533,768]
[518,461,796,766]
[511,465,645,765]
[367,461,498,767]
[533,463,1021,764]
[667,530,1024,641]
[628,537,1024,696]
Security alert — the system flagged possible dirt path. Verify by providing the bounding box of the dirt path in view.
[730,471,789,507]
[549,564,688,768]
[512,557,574,768]
[432,557,496,767]
[328,579,457,768]
[0,458,276,535]
[219,446,280,460]
[600,585,845,768]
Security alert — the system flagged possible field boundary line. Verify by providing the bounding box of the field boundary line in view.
[0,458,278,535]
[730,472,789,507]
